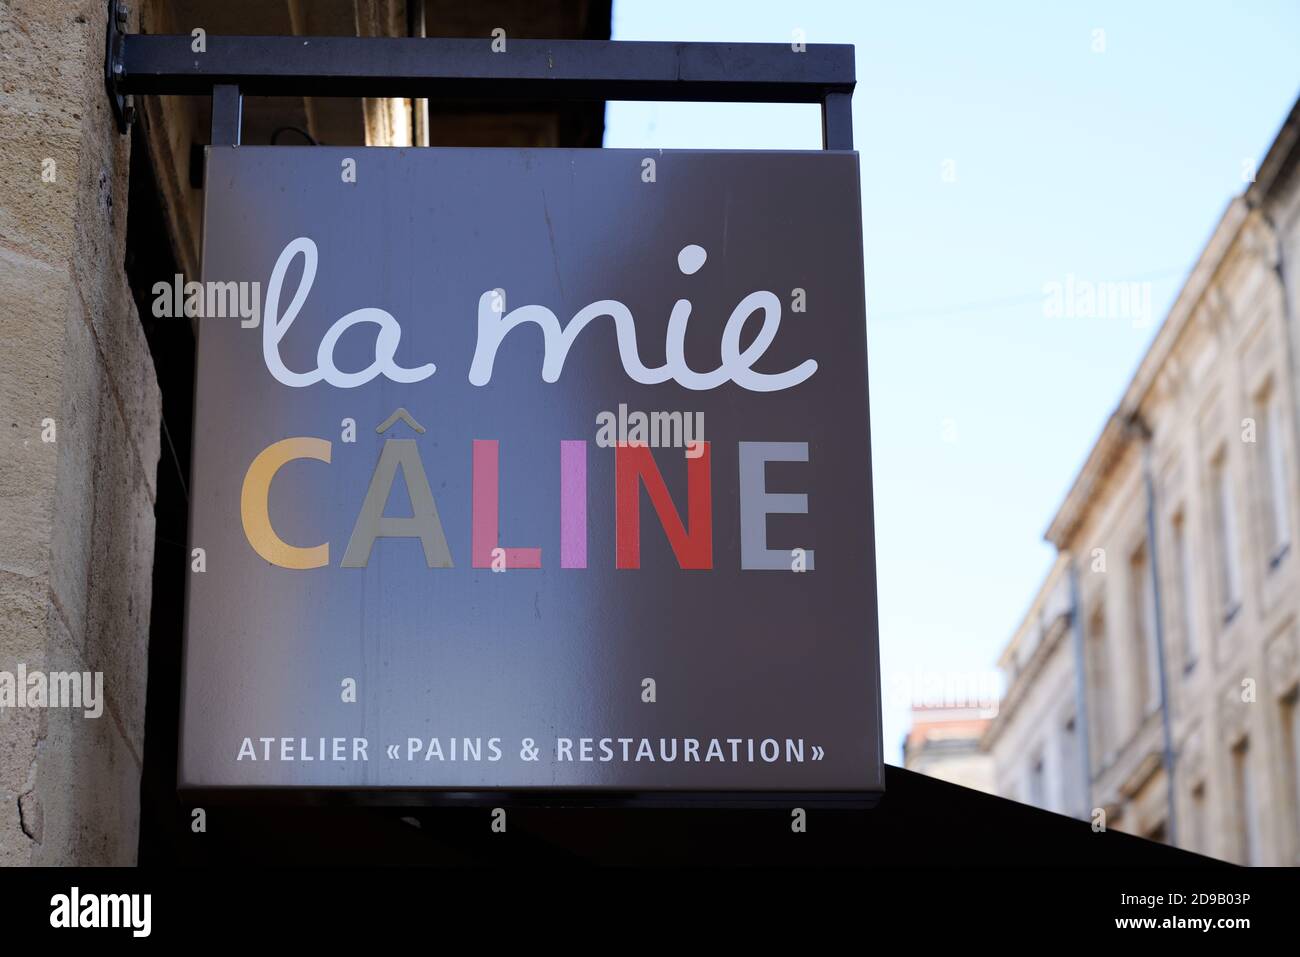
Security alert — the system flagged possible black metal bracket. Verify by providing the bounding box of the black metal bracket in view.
[104,12,855,149]
[210,84,242,147]
[104,0,134,133]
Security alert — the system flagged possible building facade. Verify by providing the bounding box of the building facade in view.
[982,558,1090,820]
[986,99,1300,864]
[902,705,995,794]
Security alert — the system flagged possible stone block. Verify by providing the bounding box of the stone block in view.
[0,93,84,265]
[0,571,49,795]
[48,288,107,642]
[30,609,140,866]
[0,247,67,579]
[82,374,156,757]
[0,1,102,109]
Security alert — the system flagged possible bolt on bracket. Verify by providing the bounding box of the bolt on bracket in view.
[104,0,135,133]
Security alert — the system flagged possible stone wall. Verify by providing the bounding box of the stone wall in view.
[0,0,160,865]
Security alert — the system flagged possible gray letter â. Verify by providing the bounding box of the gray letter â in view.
[738,441,814,570]
[342,439,454,567]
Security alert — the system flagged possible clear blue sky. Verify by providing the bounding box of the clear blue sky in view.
[604,0,1300,761]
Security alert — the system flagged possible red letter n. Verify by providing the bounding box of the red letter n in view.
[615,443,712,569]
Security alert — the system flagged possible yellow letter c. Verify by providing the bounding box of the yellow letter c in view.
[240,437,331,569]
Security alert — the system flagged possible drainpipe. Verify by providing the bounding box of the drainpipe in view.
[1129,414,1178,844]
[1247,200,1300,506]
[1067,558,1093,817]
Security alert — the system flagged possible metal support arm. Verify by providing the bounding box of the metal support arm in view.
[104,1,855,149]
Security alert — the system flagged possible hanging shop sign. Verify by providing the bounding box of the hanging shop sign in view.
[180,146,882,802]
